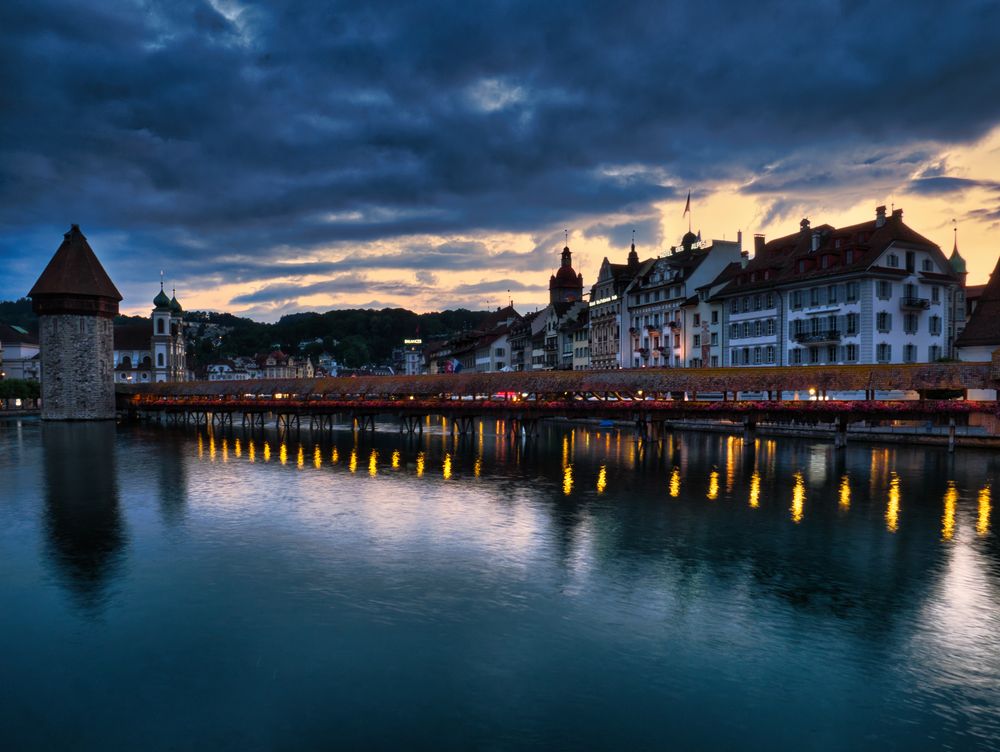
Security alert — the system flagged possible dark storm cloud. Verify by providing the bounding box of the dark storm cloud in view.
[4,0,1000,306]
[906,177,1000,196]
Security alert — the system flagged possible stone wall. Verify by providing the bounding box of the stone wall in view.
[39,314,115,420]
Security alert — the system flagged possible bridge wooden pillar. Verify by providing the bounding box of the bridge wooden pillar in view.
[834,415,848,450]
[948,418,956,453]
[353,413,375,432]
[742,415,756,443]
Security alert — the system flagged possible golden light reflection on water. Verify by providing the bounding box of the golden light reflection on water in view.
[839,475,851,511]
[392,450,400,469]
[296,445,304,469]
[263,441,271,462]
[749,471,760,508]
[279,442,288,466]
[791,471,805,523]
[978,484,991,536]
[443,453,452,480]
[474,457,482,477]
[562,435,569,468]
[669,467,681,498]
[596,465,607,494]
[348,448,357,473]
[416,451,425,477]
[209,434,216,462]
[943,481,958,541]
[313,445,322,469]
[197,432,203,459]
[248,440,255,463]
[368,449,378,477]
[707,470,719,500]
[886,472,900,533]
[563,464,573,495]
[221,438,228,463]
[725,436,736,492]
[234,438,241,458]
[331,447,339,464]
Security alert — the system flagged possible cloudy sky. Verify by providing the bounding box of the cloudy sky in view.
[3,0,1000,319]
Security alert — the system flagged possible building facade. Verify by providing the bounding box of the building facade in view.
[114,285,188,383]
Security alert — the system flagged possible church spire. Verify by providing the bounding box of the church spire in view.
[949,220,967,276]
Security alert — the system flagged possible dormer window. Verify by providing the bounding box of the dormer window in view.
[887,253,899,268]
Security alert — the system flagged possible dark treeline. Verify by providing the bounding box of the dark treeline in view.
[0,299,492,368]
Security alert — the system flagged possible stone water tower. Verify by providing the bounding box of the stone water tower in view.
[28,225,122,420]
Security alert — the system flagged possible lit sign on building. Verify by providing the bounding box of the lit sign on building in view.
[404,339,423,345]
[589,294,619,307]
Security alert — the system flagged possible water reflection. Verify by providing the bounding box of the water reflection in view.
[41,422,125,607]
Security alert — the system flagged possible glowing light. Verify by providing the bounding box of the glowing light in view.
[313,445,322,469]
[392,450,400,469]
[297,445,305,469]
[331,447,339,463]
[562,435,569,468]
[669,467,681,498]
[198,433,204,459]
[886,472,900,533]
[279,442,288,466]
[749,471,760,508]
[943,481,957,541]
[368,449,378,477]
[234,438,242,458]
[563,464,573,495]
[707,470,719,500]
[839,475,851,511]
[209,434,217,462]
[474,457,482,477]
[978,484,991,536]
[416,451,425,477]
[349,448,358,473]
[248,440,255,463]
[222,438,229,463]
[263,441,271,462]
[791,471,805,523]
[443,453,452,480]
[725,435,735,492]
[597,465,607,494]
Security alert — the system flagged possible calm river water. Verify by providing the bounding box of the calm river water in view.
[2,417,999,751]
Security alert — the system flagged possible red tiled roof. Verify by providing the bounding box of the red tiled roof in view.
[956,258,1000,349]
[28,225,123,301]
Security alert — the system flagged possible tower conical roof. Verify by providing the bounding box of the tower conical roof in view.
[949,236,967,275]
[29,225,122,301]
[169,289,183,314]
[153,285,171,310]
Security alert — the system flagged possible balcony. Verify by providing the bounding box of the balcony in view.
[793,330,841,344]
[900,296,930,310]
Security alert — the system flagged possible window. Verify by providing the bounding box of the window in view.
[903,344,917,363]
[845,249,855,264]
[753,346,762,364]
[877,343,892,362]
[877,312,892,332]
[711,355,719,367]
[887,253,899,268]
[906,251,915,273]
[790,348,802,365]
[791,290,803,309]
[711,333,718,346]
[929,316,942,335]
[742,297,750,313]
[730,299,739,313]
[828,345,838,363]
[846,313,859,335]
[904,313,918,334]
[931,287,940,303]
[766,345,775,363]
[742,348,751,365]
[828,285,838,304]
[157,352,165,367]
[693,334,701,347]
[742,322,751,338]
[877,280,892,299]
[810,287,821,306]
[922,259,933,272]
[494,348,505,357]
[766,293,774,309]
[766,319,775,336]
[846,282,859,302]
[754,295,762,311]
[929,345,942,361]
[730,323,739,339]
[693,313,701,326]
[711,310,719,324]
[753,321,762,337]
[157,318,165,334]
[809,347,820,364]
[845,344,858,362]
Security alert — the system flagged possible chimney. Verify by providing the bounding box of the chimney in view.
[891,207,903,221]
[736,229,743,252]
[811,230,821,252]
[875,205,886,227]
[800,218,810,234]
[754,234,765,255]
[740,250,750,269]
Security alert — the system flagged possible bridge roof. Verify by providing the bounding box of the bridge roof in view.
[119,362,993,398]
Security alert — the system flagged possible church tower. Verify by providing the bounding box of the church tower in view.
[151,283,172,382]
[28,225,122,420]
[549,243,584,304]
